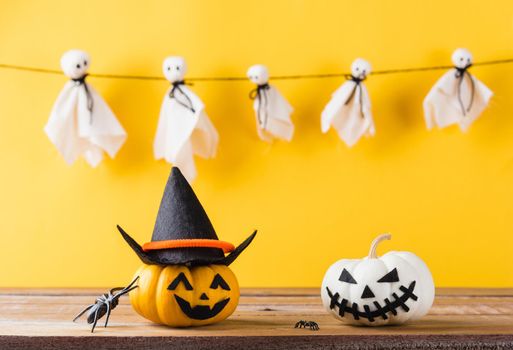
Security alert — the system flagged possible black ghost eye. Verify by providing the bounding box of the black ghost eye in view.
[167,66,171,71]
[84,60,87,66]
[339,268,357,284]
[76,64,81,69]
[176,66,180,71]
[210,273,230,290]
[377,268,399,283]
[167,272,193,290]
[356,67,359,70]
[460,57,464,61]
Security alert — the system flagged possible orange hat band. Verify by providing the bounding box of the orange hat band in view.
[142,239,235,253]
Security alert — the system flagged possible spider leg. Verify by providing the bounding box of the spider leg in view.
[90,306,101,333]
[122,285,139,297]
[112,276,140,301]
[109,276,139,295]
[73,304,95,322]
[112,285,138,303]
[110,287,123,294]
[104,301,111,328]
[121,276,140,293]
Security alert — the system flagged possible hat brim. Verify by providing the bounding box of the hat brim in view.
[117,225,256,266]
[142,239,235,253]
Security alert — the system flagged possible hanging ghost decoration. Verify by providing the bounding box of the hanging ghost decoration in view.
[423,48,493,131]
[154,56,219,182]
[247,65,294,142]
[44,50,127,167]
[321,59,375,147]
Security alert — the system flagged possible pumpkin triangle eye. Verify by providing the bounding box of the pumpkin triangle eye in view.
[210,273,230,290]
[377,268,399,283]
[339,268,357,284]
[168,272,193,291]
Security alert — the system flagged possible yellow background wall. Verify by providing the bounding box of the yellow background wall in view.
[1,0,512,288]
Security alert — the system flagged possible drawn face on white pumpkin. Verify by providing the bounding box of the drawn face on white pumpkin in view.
[321,234,434,326]
[452,48,473,69]
[163,56,187,83]
[61,49,90,80]
[351,58,371,79]
[247,64,269,85]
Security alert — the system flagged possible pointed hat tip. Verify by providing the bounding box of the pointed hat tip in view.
[170,166,191,185]
[171,166,184,177]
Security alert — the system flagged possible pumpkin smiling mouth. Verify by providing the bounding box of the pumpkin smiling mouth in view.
[325,281,418,322]
[174,295,231,320]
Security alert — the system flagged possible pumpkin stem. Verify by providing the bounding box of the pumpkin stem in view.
[368,233,391,259]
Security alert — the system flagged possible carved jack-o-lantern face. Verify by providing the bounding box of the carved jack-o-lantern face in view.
[129,264,239,327]
[167,270,232,320]
[321,234,434,326]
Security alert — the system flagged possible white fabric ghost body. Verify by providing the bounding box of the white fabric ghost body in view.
[247,65,294,142]
[154,56,218,182]
[321,59,375,147]
[423,48,493,131]
[44,50,126,167]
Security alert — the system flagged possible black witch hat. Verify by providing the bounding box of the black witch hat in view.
[117,167,256,266]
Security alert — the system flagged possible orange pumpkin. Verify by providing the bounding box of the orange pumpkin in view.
[117,167,256,328]
[130,264,239,327]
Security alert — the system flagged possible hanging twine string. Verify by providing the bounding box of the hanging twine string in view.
[249,83,270,128]
[169,80,196,113]
[71,74,94,124]
[1,58,513,81]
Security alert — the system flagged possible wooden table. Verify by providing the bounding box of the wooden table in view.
[1,288,512,349]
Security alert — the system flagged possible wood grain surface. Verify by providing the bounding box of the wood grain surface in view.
[1,288,512,349]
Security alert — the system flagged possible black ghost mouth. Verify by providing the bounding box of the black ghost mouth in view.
[326,281,417,322]
[174,295,230,320]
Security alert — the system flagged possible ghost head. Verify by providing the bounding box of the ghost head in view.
[60,50,90,80]
[351,58,372,79]
[163,56,187,83]
[247,64,269,85]
[452,48,473,69]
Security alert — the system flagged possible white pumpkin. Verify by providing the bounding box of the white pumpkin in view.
[321,234,434,326]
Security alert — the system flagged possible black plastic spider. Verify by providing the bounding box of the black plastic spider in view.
[295,319,319,331]
[73,276,139,332]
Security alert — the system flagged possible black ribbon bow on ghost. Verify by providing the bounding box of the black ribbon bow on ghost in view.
[249,83,270,129]
[71,74,94,124]
[169,81,196,114]
[344,75,365,118]
[454,64,475,116]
